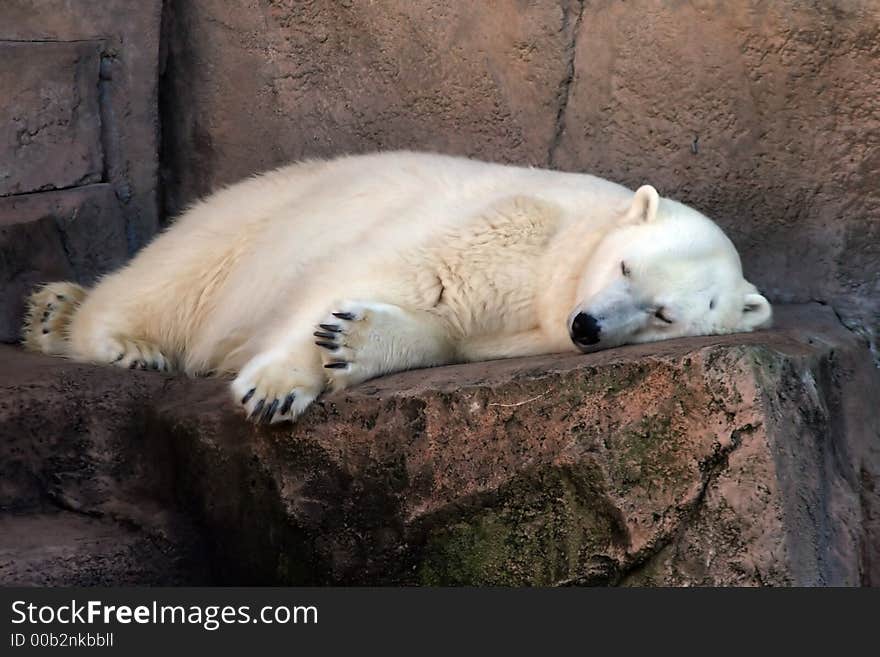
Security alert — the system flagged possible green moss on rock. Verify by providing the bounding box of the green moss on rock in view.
[416,464,624,585]
[605,414,691,496]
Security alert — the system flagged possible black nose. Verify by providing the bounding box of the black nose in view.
[571,312,601,346]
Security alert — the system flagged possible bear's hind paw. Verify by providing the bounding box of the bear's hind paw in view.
[106,337,173,372]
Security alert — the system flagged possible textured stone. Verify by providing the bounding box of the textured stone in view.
[0,184,128,342]
[2,0,163,249]
[0,1,162,343]
[0,339,208,586]
[159,0,880,360]
[0,41,104,196]
[0,217,73,344]
[159,0,583,215]
[1,304,877,586]
[0,512,208,586]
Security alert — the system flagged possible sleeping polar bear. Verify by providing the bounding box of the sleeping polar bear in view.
[22,151,771,424]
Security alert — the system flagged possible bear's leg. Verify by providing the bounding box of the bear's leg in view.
[71,329,174,372]
[232,300,453,425]
[56,291,175,372]
[232,300,557,425]
[314,300,456,392]
[457,329,569,361]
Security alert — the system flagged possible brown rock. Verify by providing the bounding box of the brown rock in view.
[2,0,163,247]
[0,184,129,341]
[0,339,209,585]
[0,42,104,196]
[0,512,208,586]
[1,304,877,585]
[159,0,583,215]
[0,1,162,342]
[0,212,74,343]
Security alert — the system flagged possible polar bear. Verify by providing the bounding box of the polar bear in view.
[22,151,771,424]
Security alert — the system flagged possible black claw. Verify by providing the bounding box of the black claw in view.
[249,398,265,420]
[324,361,348,369]
[128,360,138,369]
[319,323,342,333]
[313,330,336,340]
[241,388,256,404]
[261,398,279,424]
[315,340,338,351]
[332,312,356,320]
[111,353,124,364]
[280,393,295,415]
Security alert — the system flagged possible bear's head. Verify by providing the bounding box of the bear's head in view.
[568,185,771,352]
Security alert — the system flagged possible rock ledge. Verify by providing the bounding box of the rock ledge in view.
[1,304,878,585]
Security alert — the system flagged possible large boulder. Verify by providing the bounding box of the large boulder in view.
[1,304,877,585]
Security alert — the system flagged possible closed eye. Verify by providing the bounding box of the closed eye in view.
[654,307,674,324]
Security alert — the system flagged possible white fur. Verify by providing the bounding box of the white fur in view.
[22,151,771,424]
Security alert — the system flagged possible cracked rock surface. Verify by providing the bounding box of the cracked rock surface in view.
[1,304,878,585]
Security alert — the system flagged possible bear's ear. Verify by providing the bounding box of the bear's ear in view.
[623,185,660,224]
[741,292,772,330]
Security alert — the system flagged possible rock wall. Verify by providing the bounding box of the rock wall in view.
[0,1,161,342]
[160,0,880,357]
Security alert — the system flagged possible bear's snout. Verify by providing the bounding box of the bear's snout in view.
[570,312,601,347]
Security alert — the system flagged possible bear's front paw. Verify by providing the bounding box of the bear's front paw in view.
[231,351,322,424]
[313,301,403,390]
